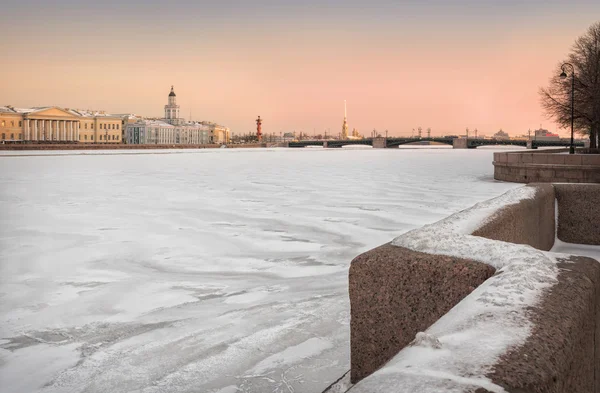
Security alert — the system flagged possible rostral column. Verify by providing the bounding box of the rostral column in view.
[256,116,263,142]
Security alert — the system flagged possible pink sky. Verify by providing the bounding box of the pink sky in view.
[1,1,598,137]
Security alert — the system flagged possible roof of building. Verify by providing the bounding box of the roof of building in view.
[1,106,50,114]
[68,109,120,119]
[169,86,176,97]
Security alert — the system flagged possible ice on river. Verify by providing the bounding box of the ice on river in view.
[0,147,520,393]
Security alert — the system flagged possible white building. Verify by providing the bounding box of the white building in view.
[125,87,215,145]
[126,119,211,145]
[164,86,184,126]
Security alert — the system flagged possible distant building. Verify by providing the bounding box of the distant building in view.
[200,122,230,144]
[282,132,295,142]
[125,87,226,145]
[493,129,510,140]
[351,128,363,139]
[125,119,211,145]
[0,105,122,143]
[112,113,142,143]
[68,109,122,143]
[533,128,560,141]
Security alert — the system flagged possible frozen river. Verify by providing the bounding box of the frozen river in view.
[0,147,521,393]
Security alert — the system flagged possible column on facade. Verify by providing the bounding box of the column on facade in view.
[75,122,80,141]
[31,120,36,141]
[68,121,72,141]
[61,121,66,141]
[40,120,45,141]
[23,119,29,141]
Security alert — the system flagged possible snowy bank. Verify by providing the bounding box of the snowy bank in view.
[348,183,600,393]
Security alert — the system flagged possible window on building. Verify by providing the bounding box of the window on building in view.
[117,124,120,130]
[1,133,4,139]
[19,121,22,127]
[85,135,88,140]
[1,121,4,127]
[91,135,94,140]
[85,123,88,129]
[11,121,14,127]
[18,133,22,139]
[10,133,14,139]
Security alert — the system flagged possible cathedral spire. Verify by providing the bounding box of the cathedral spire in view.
[342,100,349,139]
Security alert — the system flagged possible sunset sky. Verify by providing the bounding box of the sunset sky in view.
[1,0,599,137]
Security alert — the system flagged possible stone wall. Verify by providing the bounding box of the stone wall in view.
[348,184,600,392]
[452,138,469,149]
[348,244,495,382]
[472,183,555,250]
[493,149,600,183]
[371,137,387,149]
[476,256,600,393]
[555,183,600,245]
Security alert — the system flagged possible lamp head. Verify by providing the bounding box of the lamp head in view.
[560,71,568,79]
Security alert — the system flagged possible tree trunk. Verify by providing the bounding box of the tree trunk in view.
[590,125,598,149]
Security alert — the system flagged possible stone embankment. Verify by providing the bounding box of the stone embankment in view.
[346,183,600,393]
[493,148,600,183]
[0,143,268,151]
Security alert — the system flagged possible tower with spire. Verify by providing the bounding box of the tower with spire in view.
[164,85,182,125]
[341,100,349,139]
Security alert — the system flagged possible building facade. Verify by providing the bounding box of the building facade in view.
[1,106,82,143]
[125,87,228,145]
[2,86,229,145]
[125,120,211,145]
[0,106,123,143]
[68,110,122,143]
[533,128,560,141]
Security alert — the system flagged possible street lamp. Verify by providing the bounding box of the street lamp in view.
[560,63,575,154]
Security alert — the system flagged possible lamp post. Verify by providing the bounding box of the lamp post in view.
[560,63,575,154]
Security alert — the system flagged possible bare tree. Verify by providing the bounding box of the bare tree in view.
[540,21,600,149]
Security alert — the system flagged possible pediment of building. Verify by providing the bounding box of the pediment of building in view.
[27,107,80,120]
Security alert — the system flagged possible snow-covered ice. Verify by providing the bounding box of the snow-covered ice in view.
[0,147,520,393]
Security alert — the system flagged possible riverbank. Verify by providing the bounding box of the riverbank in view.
[0,143,268,151]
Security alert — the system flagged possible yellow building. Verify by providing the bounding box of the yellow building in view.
[69,110,122,143]
[0,106,123,143]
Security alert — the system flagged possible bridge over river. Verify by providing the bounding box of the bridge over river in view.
[288,137,583,149]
